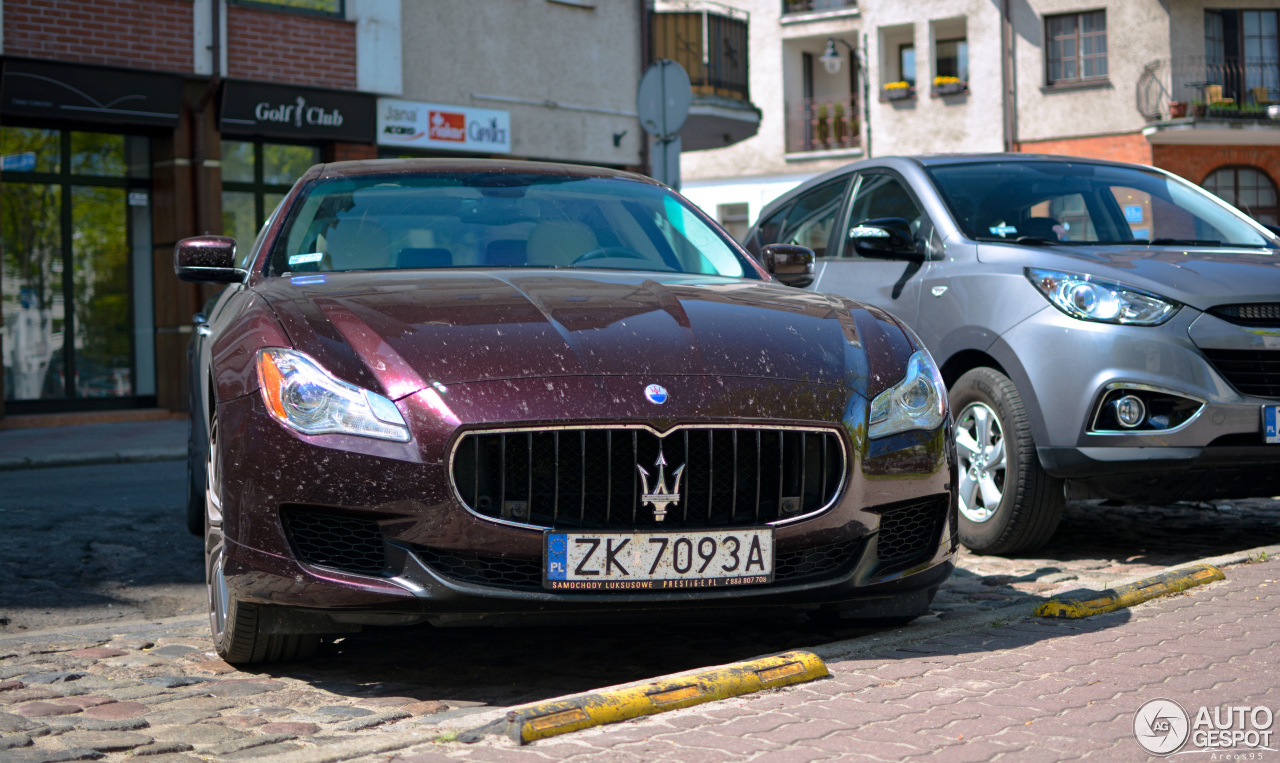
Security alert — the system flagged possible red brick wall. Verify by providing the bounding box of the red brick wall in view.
[2,0,193,72]
[226,5,356,90]
[1016,133,1154,166]
[1152,144,1280,186]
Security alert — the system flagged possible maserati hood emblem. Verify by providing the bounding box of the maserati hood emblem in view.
[644,384,668,404]
[637,449,685,522]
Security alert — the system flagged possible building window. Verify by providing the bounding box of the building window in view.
[936,38,969,82]
[899,44,917,87]
[1203,166,1279,225]
[1205,10,1279,105]
[230,0,344,18]
[716,203,751,243]
[1046,10,1107,84]
[221,140,320,257]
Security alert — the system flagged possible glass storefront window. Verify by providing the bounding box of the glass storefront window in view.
[1,127,60,173]
[0,127,153,408]
[71,132,127,177]
[221,139,318,257]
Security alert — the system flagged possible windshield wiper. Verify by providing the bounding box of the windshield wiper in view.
[1014,236,1058,246]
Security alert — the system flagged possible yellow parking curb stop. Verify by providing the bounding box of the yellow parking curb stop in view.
[1035,563,1225,619]
[460,650,829,744]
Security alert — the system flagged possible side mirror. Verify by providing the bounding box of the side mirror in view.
[175,236,245,283]
[761,243,815,288]
[847,217,921,261]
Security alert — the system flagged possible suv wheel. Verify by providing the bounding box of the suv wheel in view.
[949,368,1064,555]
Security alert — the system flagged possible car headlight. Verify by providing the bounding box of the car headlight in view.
[868,350,947,439]
[1026,268,1179,325]
[256,348,411,442]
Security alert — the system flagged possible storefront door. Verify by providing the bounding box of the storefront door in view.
[1,127,154,410]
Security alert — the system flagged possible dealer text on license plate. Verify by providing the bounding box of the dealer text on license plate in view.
[544,529,773,590]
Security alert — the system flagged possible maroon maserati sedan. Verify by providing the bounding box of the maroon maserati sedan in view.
[177,159,957,664]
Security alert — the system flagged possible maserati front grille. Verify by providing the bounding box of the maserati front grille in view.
[450,426,847,530]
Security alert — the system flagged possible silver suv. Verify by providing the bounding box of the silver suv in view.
[747,154,1280,555]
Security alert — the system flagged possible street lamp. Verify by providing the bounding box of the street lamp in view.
[818,36,872,157]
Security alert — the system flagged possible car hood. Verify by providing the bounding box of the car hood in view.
[254,270,912,402]
[977,242,1280,310]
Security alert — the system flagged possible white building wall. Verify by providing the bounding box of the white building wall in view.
[399,0,642,167]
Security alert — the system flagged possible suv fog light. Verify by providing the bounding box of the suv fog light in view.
[1113,395,1146,428]
[1090,385,1204,434]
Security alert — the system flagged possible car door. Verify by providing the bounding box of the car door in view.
[809,169,937,330]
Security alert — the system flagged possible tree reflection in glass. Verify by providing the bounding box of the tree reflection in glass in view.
[72,186,131,397]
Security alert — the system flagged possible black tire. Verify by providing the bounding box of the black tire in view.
[185,418,204,536]
[949,367,1064,556]
[204,414,320,664]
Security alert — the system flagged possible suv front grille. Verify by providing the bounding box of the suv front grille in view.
[451,426,846,530]
[1201,348,1280,398]
[1210,303,1280,327]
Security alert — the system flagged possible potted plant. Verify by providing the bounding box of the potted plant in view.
[833,102,847,145]
[1191,100,1207,118]
[1209,102,1240,119]
[933,76,967,96]
[1168,100,1187,118]
[882,81,914,101]
[815,103,830,146]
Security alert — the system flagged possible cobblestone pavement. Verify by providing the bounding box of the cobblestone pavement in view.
[2,492,1278,761]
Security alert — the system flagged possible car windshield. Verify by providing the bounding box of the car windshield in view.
[924,161,1277,248]
[266,172,752,277]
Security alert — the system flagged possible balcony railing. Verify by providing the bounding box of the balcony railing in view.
[652,1,750,102]
[786,96,860,153]
[1138,56,1279,122]
[782,0,856,15]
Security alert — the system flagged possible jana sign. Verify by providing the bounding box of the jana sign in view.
[377,99,511,154]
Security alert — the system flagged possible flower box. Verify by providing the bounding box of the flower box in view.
[882,85,914,101]
[932,81,968,96]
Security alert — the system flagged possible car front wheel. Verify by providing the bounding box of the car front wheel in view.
[205,413,319,664]
[949,368,1064,555]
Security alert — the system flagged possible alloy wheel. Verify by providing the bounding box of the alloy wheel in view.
[204,416,231,645]
[955,402,1008,524]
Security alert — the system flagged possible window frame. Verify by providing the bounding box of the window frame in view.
[229,0,344,19]
[1045,9,1108,86]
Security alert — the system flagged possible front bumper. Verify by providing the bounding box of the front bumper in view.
[215,375,957,624]
[991,307,1280,501]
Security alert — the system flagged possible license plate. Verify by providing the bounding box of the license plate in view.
[544,529,773,591]
[1266,406,1280,444]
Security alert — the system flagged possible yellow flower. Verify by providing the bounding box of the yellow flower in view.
[884,81,911,90]
[934,76,962,85]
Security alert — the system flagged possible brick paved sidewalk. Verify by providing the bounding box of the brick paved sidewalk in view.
[377,557,1279,762]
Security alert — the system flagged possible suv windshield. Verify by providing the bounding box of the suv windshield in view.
[925,161,1277,248]
[266,173,752,278]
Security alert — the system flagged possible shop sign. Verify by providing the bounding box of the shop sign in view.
[221,81,374,143]
[377,99,511,153]
[1,58,182,127]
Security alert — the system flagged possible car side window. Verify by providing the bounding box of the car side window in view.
[844,172,929,257]
[779,178,849,258]
[749,202,791,255]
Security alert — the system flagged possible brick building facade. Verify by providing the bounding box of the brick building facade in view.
[0,0,383,417]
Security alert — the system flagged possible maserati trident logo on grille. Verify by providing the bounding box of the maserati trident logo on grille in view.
[637,449,685,522]
[644,384,668,404]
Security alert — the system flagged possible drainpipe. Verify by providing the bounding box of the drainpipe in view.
[192,0,222,235]
[639,0,651,176]
[1001,0,1017,152]
[862,32,872,158]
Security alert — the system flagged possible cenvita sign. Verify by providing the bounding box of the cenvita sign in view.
[377,98,511,154]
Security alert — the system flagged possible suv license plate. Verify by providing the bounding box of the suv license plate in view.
[1266,406,1279,444]
[544,529,773,591]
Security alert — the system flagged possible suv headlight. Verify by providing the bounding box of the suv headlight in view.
[1027,268,1179,325]
[868,350,947,439]
[256,348,411,442]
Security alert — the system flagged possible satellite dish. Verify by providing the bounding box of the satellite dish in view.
[637,59,692,138]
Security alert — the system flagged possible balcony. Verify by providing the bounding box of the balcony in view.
[652,0,761,150]
[786,95,860,154]
[1136,56,1274,120]
[782,0,856,16]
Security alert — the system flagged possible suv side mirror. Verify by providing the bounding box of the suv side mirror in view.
[761,243,815,288]
[175,236,245,283]
[848,217,921,261]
